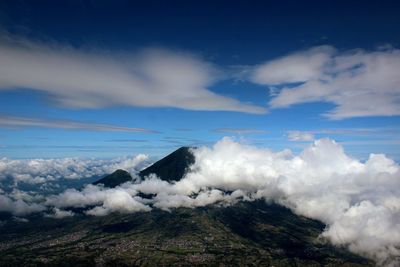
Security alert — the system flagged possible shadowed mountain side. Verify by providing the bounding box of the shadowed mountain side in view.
[139,147,195,182]
[92,169,133,188]
[91,147,195,188]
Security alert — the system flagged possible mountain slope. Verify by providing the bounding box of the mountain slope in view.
[93,169,133,188]
[0,201,372,266]
[139,146,195,182]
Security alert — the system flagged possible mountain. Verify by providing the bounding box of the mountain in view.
[139,146,195,182]
[93,169,133,188]
[0,147,373,266]
[0,202,372,266]
[91,146,195,187]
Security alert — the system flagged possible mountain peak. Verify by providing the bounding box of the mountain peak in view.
[93,169,132,188]
[92,146,195,188]
[139,146,195,182]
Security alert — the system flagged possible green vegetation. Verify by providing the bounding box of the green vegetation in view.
[0,201,372,266]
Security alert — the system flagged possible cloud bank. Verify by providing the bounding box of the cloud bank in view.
[40,138,400,264]
[251,45,400,119]
[0,154,149,184]
[0,194,45,216]
[1,138,399,264]
[0,188,46,216]
[0,36,265,114]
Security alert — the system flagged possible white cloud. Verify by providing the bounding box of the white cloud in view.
[251,46,400,119]
[45,184,150,216]
[0,115,157,133]
[45,185,108,208]
[85,189,150,216]
[46,177,245,214]
[0,35,265,114]
[187,138,400,264]
[287,131,315,141]
[47,137,400,264]
[13,217,29,223]
[45,208,74,219]
[251,46,335,84]
[8,188,44,202]
[0,189,47,216]
[0,154,149,184]
[0,193,45,216]
[3,138,400,264]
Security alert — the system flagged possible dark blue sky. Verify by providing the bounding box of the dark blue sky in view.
[0,0,399,159]
[2,1,399,62]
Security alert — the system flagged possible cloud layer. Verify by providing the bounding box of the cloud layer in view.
[0,36,265,114]
[251,45,400,119]
[0,154,149,184]
[0,193,45,216]
[38,138,400,264]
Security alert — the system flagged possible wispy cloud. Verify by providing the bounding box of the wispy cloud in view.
[251,45,400,119]
[0,115,157,133]
[160,137,204,146]
[252,46,334,85]
[105,139,149,143]
[286,128,400,142]
[214,128,268,134]
[174,128,194,132]
[287,131,315,141]
[308,128,382,135]
[0,35,266,114]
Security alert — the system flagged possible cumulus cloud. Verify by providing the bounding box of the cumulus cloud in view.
[85,190,151,216]
[0,192,45,216]
[251,45,400,119]
[0,115,157,133]
[184,138,400,264]
[8,188,44,202]
[2,138,399,264]
[45,208,74,219]
[0,154,149,184]
[45,184,150,216]
[46,176,247,214]
[0,35,265,114]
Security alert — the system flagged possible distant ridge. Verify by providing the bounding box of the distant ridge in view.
[139,146,195,182]
[92,169,132,188]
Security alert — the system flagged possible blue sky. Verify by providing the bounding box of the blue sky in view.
[0,0,399,160]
